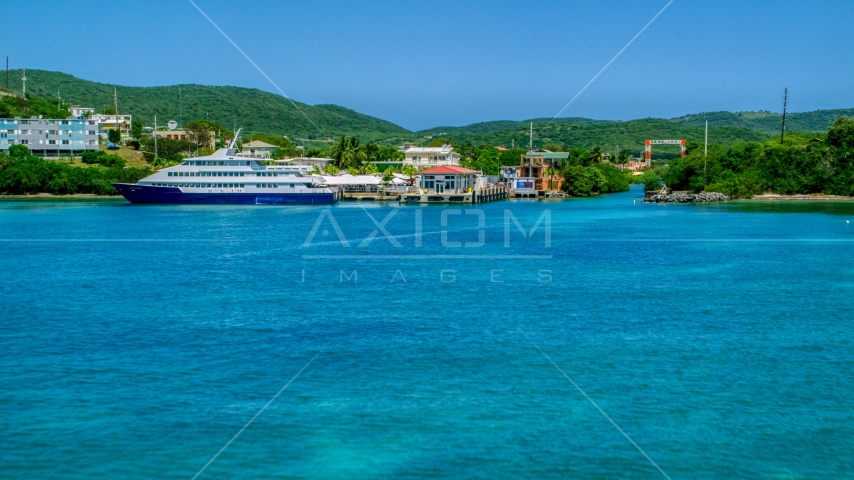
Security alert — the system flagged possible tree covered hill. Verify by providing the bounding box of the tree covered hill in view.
[11,69,854,153]
[414,109,854,154]
[669,109,854,135]
[17,70,409,141]
[417,117,613,137]
[422,118,771,155]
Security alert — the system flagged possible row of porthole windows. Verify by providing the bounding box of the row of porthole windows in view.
[167,171,281,177]
[185,160,251,166]
[155,183,245,188]
[152,183,295,189]
[169,171,244,177]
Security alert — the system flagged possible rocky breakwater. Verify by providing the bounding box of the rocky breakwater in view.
[645,190,731,203]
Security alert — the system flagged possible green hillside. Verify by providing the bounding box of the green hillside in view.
[420,118,771,155]
[417,117,612,137]
[17,70,409,141]
[9,69,854,154]
[670,109,854,134]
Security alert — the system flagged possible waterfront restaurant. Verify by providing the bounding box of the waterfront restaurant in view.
[502,149,569,196]
[417,165,479,193]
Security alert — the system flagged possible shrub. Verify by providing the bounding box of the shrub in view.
[81,151,126,168]
[591,163,630,193]
[562,165,605,197]
[641,170,662,192]
[0,151,146,195]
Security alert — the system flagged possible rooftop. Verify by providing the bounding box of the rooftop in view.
[417,166,479,175]
[404,144,454,153]
[525,150,569,159]
[243,140,278,149]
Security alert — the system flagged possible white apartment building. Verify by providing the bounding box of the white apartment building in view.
[402,144,460,168]
[0,117,99,156]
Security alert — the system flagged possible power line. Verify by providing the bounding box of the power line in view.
[553,0,677,119]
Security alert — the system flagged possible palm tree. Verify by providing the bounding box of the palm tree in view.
[347,137,366,169]
[382,167,396,184]
[329,136,350,168]
[363,162,379,175]
[324,164,340,175]
[401,164,417,182]
[589,146,604,164]
[364,143,380,163]
[544,166,558,191]
[346,167,359,176]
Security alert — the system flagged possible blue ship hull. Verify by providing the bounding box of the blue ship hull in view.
[113,183,338,205]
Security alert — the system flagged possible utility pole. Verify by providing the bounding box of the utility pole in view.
[704,120,708,179]
[154,115,158,157]
[58,89,60,113]
[528,123,533,179]
[780,87,788,144]
[5,57,8,92]
[21,69,26,95]
[704,120,708,157]
[114,86,120,135]
[529,122,533,150]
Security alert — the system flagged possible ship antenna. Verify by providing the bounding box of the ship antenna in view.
[228,128,241,149]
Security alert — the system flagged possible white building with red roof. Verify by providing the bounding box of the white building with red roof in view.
[416,165,480,194]
[401,165,507,204]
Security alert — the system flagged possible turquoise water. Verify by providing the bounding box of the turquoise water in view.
[2,185,854,479]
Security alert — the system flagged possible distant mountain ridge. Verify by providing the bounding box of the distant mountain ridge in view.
[17,70,409,141]
[420,118,771,154]
[416,109,854,154]
[419,109,854,138]
[669,109,854,134]
[11,70,854,152]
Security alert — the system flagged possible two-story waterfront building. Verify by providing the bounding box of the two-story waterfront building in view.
[502,149,569,196]
[0,117,99,157]
[403,144,460,168]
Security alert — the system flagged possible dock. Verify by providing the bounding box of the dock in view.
[399,184,508,204]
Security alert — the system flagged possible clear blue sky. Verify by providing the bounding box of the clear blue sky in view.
[7,0,854,130]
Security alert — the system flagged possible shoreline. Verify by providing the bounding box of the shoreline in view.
[2,192,853,202]
[748,193,854,202]
[1,193,123,199]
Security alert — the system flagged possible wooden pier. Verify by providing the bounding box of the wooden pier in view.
[399,184,508,204]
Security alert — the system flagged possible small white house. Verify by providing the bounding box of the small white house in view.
[243,140,278,157]
[69,106,94,118]
[403,144,460,167]
[416,166,479,193]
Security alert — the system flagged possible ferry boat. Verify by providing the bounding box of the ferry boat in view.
[112,142,339,205]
